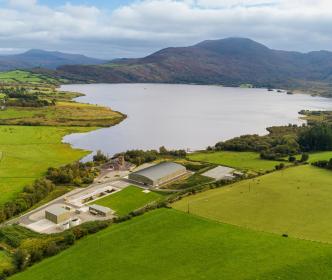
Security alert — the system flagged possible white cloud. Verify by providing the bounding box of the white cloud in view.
[0,0,332,58]
[8,0,36,8]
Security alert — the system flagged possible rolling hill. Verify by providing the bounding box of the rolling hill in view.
[0,49,106,71]
[50,38,332,95]
[10,209,332,280]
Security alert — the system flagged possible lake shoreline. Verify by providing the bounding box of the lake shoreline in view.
[60,83,332,158]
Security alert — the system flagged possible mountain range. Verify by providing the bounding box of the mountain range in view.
[5,38,332,96]
[0,49,106,71]
[40,38,331,96]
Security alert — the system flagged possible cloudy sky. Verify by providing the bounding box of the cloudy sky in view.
[0,0,331,58]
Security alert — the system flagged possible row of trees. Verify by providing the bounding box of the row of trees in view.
[0,221,110,279]
[312,159,332,170]
[215,133,301,160]
[0,162,99,223]
[0,86,54,107]
[46,162,98,186]
[0,179,55,223]
[213,123,332,160]
[117,147,187,166]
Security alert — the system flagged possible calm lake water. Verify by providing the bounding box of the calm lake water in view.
[61,84,332,158]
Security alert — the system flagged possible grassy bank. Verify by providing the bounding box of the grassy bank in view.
[0,101,124,127]
[173,165,332,243]
[10,209,332,280]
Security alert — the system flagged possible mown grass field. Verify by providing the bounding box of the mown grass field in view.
[0,101,125,127]
[0,70,59,84]
[0,126,93,205]
[10,209,332,280]
[306,151,332,163]
[188,151,288,172]
[92,186,164,216]
[173,165,332,243]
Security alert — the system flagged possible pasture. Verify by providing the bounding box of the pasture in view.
[92,186,164,216]
[0,126,92,205]
[188,151,287,172]
[0,70,58,84]
[10,209,332,280]
[173,165,332,243]
[307,151,332,163]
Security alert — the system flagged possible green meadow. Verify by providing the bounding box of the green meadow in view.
[173,165,332,243]
[92,186,164,216]
[306,151,332,162]
[0,70,58,84]
[188,151,287,172]
[0,126,92,205]
[10,209,332,280]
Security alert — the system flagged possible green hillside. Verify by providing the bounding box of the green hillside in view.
[173,165,332,243]
[10,209,332,280]
[0,70,59,84]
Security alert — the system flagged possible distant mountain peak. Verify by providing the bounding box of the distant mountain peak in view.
[0,49,107,71]
[195,37,270,55]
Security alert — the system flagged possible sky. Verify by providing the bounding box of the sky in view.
[0,0,332,59]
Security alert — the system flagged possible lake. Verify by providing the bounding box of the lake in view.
[61,84,332,158]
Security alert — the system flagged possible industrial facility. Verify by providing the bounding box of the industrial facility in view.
[45,205,71,224]
[128,162,187,187]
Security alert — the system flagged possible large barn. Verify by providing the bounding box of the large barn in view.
[128,162,187,187]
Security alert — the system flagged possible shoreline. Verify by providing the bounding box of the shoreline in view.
[60,83,331,159]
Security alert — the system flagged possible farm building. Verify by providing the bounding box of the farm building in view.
[128,162,187,187]
[45,205,70,224]
[89,204,114,217]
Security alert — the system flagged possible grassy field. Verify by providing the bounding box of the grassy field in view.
[0,101,125,127]
[307,151,332,162]
[0,126,93,205]
[10,209,332,280]
[0,70,59,84]
[188,151,287,172]
[173,165,332,243]
[92,186,164,216]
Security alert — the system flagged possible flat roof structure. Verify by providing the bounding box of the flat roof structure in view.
[45,205,70,224]
[128,162,187,187]
[89,204,114,217]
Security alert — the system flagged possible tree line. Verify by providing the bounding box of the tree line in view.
[0,162,99,223]
[213,123,332,160]
[0,86,54,107]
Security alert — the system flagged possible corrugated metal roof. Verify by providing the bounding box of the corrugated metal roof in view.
[46,205,69,216]
[132,162,186,181]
